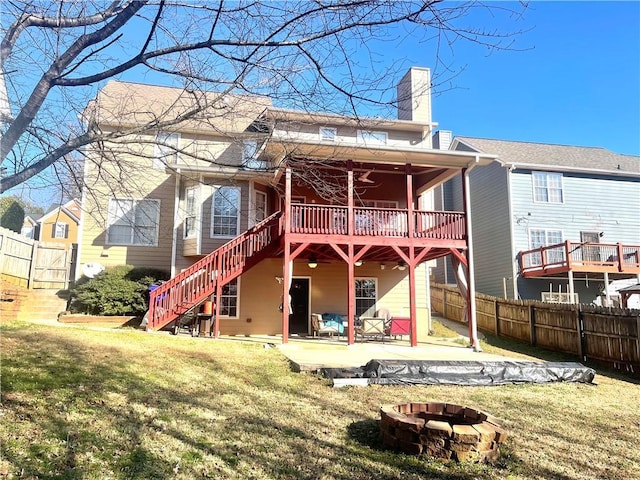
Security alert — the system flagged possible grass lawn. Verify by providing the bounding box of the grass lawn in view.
[1,319,639,480]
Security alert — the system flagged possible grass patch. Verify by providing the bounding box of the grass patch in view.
[1,319,639,479]
[429,319,461,338]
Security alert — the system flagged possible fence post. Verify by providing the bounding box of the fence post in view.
[529,304,536,346]
[443,288,448,319]
[493,299,499,336]
[28,240,39,289]
[576,305,585,361]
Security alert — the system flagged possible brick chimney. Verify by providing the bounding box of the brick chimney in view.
[397,67,432,124]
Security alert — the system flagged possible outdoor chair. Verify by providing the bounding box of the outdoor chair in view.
[387,317,410,340]
[311,313,340,338]
[356,317,386,342]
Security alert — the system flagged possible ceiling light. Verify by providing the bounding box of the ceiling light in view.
[308,256,318,269]
[354,260,363,267]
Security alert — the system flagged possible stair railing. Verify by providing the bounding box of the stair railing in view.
[147,211,283,330]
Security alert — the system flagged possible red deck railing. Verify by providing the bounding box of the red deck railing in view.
[147,205,466,331]
[520,241,640,277]
[147,211,283,330]
[290,204,465,240]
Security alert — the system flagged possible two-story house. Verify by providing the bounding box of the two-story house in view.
[433,135,640,304]
[36,199,81,247]
[78,67,497,346]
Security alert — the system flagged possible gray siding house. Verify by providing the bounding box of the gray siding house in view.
[433,135,640,304]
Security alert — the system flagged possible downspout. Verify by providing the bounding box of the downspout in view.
[464,156,481,352]
[170,171,181,278]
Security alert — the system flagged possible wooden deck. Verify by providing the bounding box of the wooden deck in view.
[520,241,640,277]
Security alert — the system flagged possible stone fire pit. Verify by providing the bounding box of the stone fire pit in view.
[380,402,507,463]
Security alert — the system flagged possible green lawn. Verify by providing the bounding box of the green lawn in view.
[1,319,639,479]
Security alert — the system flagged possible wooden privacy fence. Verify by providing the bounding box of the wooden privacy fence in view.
[431,282,640,371]
[0,227,76,289]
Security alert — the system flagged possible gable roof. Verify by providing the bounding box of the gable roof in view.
[38,199,81,224]
[453,137,640,177]
[88,80,272,135]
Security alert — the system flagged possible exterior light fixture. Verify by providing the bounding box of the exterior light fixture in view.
[397,262,407,271]
[308,256,318,269]
[354,260,363,267]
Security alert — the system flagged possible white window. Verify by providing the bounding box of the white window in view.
[320,127,337,142]
[355,278,377,318]
[184,187,198,239]
[53,222,69,239]
[243,140,265,170]
[219,278,239,318]
[255,191,267,224]
[529,229,564,265]
[154,132,180,168]
[211,186,240,237]
[357,130,388,145]
[107,198,160,246]
[533,172,563,203]
[361,199,398,209]
[21,225,34,239]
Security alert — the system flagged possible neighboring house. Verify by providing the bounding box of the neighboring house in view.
[37,199,81,248]
[21,215,39,239]
[78,68,496,345]
[433,136,640,305]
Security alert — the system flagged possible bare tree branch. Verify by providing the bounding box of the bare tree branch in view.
[0,0,528,194]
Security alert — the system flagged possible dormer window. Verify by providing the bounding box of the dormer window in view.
[320,127,337,142]
[243,139,266,170]
[357,130,387,145]
[154,132,180,168]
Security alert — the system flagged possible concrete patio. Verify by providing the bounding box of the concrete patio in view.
[272,315,523,372]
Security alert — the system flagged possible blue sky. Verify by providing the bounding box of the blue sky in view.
[421,1,640,155]
[6,1,640,208]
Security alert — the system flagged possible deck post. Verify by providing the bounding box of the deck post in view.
[568,270,575,304]
[604,271,610,306]
[408,248,418,347]
[214,253,222,339]
[282,241,292,344]
[282,167,293,343]
[462,164,481,351]
[347,243,355,345]
[347,161,354,235]
[405,164,415,239]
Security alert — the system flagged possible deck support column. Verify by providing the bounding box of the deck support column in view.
[347,243,355,345]
[282,167,293,343]
[462,164,481,352]
[408,248,418,347]
[405,164,418,346]
[568,270,575,304]
[603,272,610,306]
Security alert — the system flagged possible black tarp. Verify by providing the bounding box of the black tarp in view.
[322,359,596,386]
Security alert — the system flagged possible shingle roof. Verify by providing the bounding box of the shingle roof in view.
[454,137,640,175]
[87,81,272,135]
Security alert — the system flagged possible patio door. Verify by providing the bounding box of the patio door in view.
[289,277,310,335]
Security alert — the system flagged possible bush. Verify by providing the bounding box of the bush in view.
[70,265,170,316]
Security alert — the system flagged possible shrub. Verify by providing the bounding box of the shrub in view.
[70,265,170,316]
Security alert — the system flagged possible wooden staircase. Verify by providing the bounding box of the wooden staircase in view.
[147,211,283,331]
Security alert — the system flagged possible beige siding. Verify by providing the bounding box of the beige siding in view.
[38,209,79,248]
[218,258,429,336]
[79,141,176,274]
[199,179,250,254]
[272,122,426,149]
